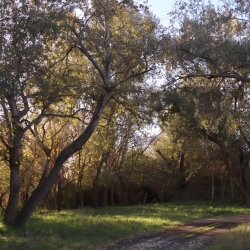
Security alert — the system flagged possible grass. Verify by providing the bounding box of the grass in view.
[207,223,250,250]
[0,200,250,250]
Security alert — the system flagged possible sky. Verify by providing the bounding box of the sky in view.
[147,0,176,23]
[145,0,222,26]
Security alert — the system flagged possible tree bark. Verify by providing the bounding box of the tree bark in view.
[103,186,108,207]
[178,151,185,173]
[116,173,128,205]
[56,176,62,211]
[111,187,115,206]
[13,94,109,228]
[4,135,23,224]
[3,163,20,224]
[225,155,250,206]
[205,142,214,201]
[155,149,172,168]
[3,95,26,225]
[241,153,250,196]
[92,151,110,208]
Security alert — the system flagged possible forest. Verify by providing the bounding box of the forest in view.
[1,0,250,229]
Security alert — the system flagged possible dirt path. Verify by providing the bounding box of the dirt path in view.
[105,213,250,250]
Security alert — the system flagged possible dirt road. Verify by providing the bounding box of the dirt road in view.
[105,213,250,250]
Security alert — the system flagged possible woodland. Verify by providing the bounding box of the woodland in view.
[0,0,250,229]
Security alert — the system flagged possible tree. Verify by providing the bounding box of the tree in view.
[1,0,160,228]
[160,0,250,205]
[0,0,77,224]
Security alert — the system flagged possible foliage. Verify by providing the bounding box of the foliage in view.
[158,0,250,205]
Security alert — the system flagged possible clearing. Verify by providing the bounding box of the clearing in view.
[105,213,250,250]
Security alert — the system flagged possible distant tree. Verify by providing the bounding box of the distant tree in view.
[160,0,250,205]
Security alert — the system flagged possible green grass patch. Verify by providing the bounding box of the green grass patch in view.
[207,223,250,250]
[182,223,223,239]
[0,200,250,250]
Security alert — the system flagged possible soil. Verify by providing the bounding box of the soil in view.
[104,213,250,250]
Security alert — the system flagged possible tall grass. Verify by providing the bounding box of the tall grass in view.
[0,200,250,250]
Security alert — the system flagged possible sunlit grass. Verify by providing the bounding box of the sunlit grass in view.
[0,200,250,250]
[207,223,250,250]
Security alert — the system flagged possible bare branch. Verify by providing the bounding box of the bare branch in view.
[70,27,109,87]
[0,135,11,149]
[181,73,250,82]
[18,94,29,117]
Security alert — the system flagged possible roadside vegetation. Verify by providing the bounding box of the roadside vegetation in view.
[1,200,250,250]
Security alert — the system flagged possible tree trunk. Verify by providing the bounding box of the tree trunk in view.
[211,168,215,202]
[3,95,25,225]
[65,179,69,209]
[53,184,57,211]
[76,179,84,209]
[75,151,86,209]
[155,149,172,168]
[3,161,20,225]
[38,158,51,186]
[230,177,234,200]
[220,179,225,202]
[242,154,250,196]
[13,94,109,228]
[111,187,115,206]
[205,143,214,201]
[179,151,185,173]
[117,174,128,205]
[103,186,108,207]
[227,157,250,206]
[21,181,31,207]
[0,191,7,212]
[206,132,250,206]
[92,151,110,208]
[56,176,62,211]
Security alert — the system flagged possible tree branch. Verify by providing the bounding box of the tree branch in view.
[70,27,109,87]
[0,135,10,149]
[181,73,250,82]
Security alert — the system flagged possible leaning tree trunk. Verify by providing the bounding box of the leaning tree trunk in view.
[13,94,109,228]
